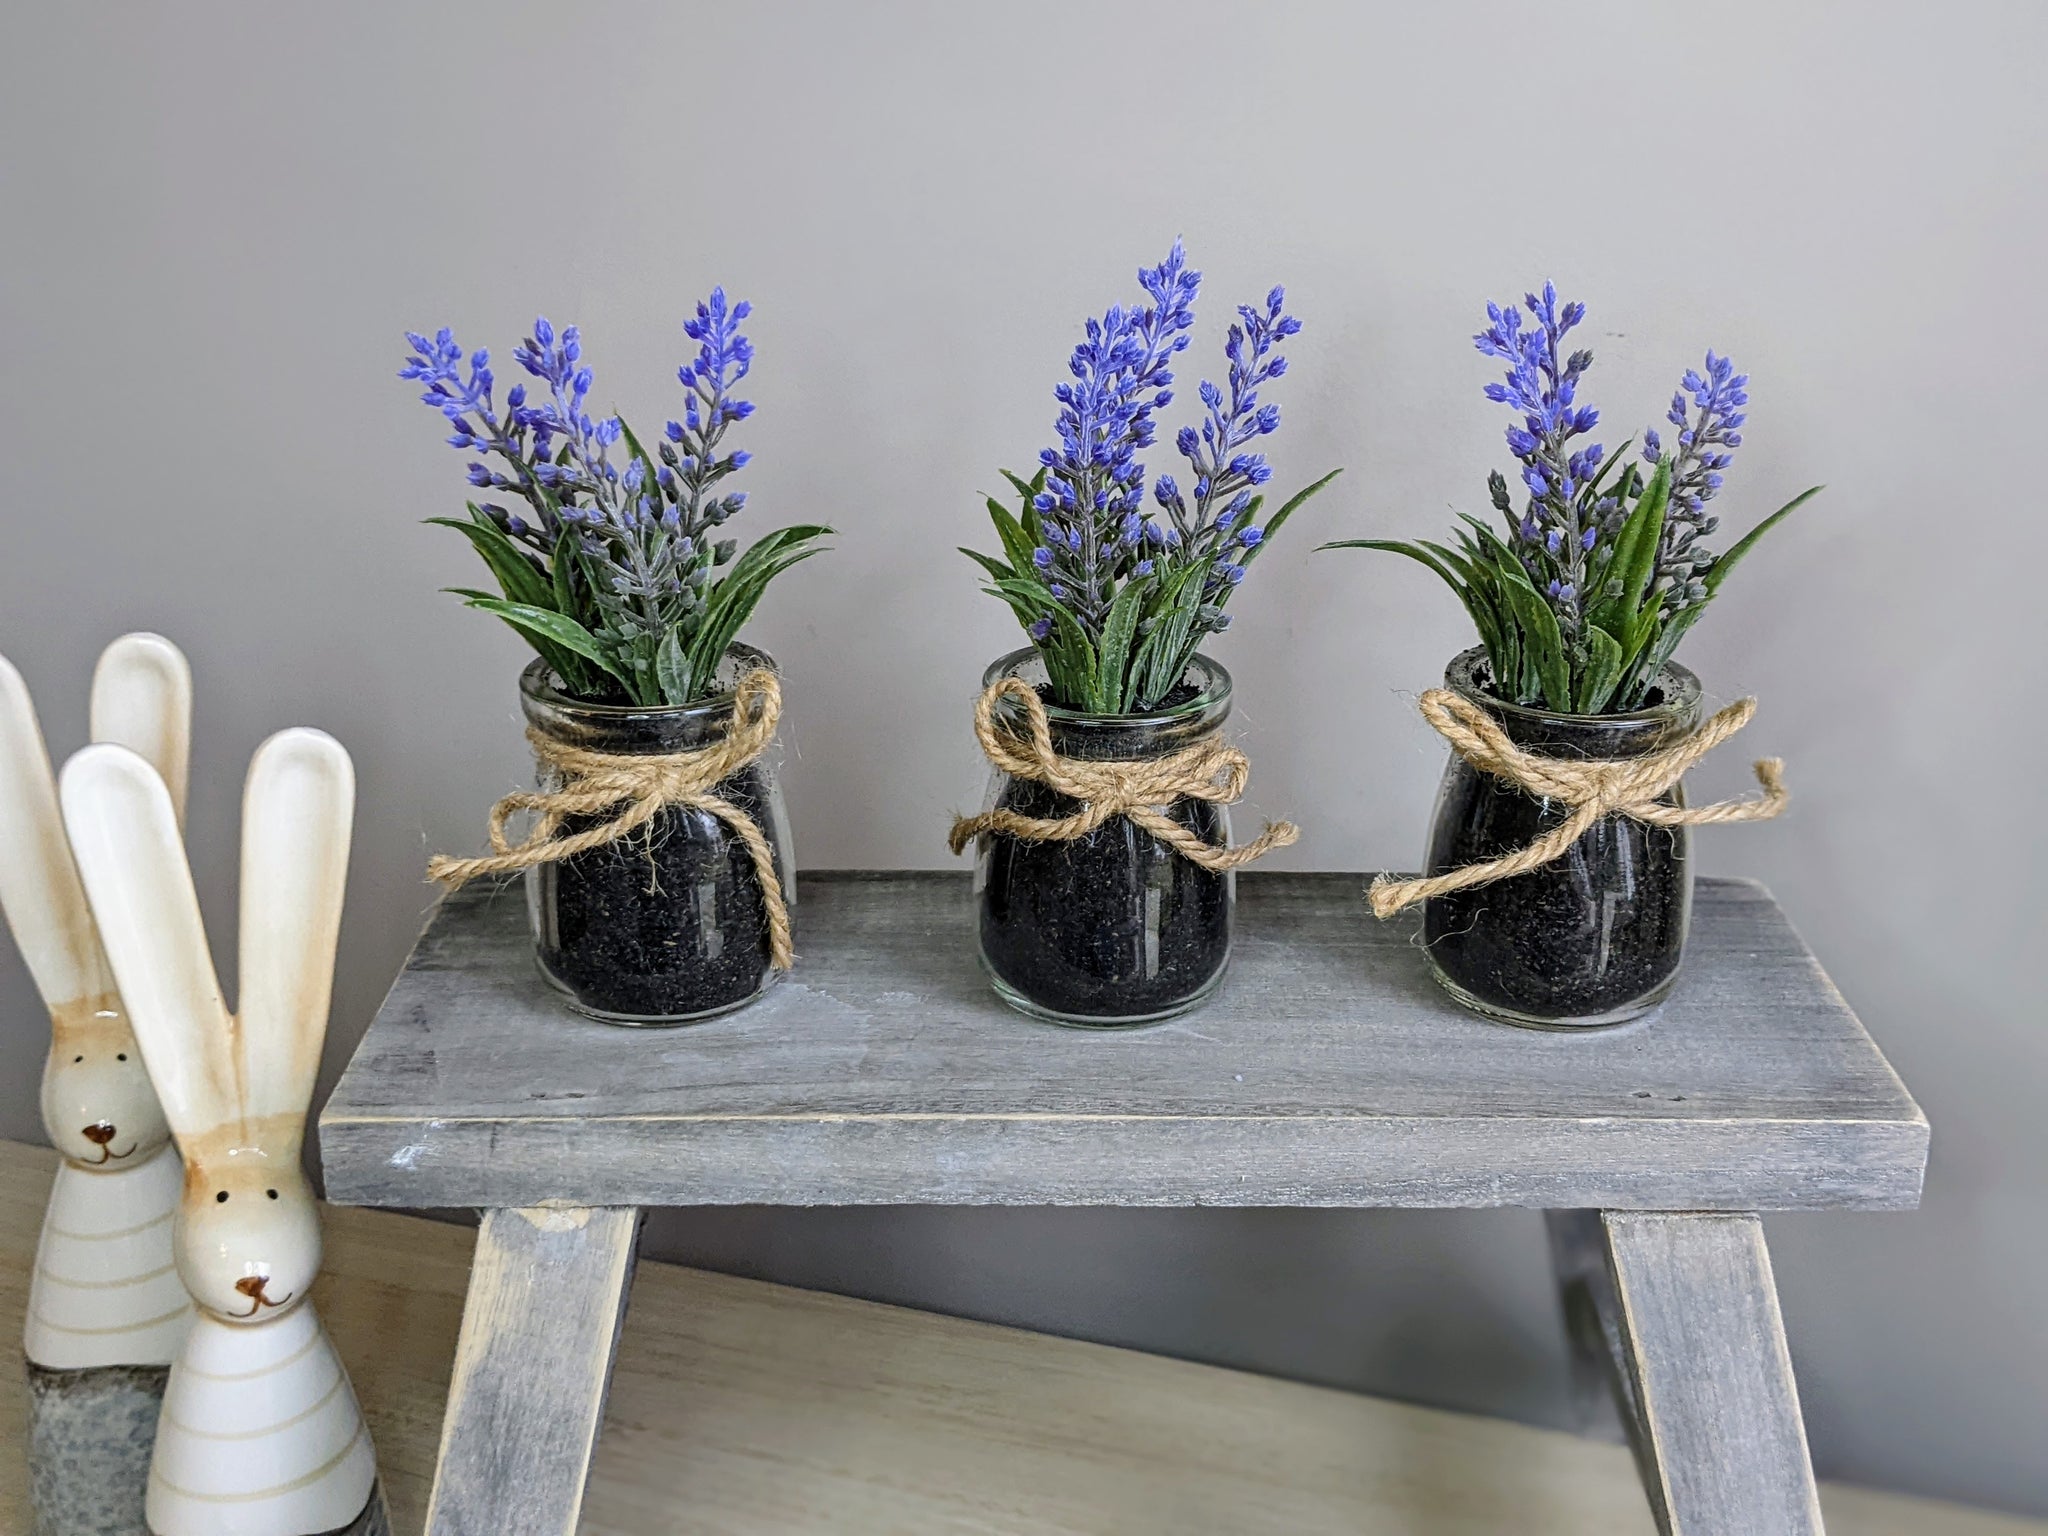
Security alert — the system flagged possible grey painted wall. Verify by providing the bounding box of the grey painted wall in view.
[3,0,2044,1519]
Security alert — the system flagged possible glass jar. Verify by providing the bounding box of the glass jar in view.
[1421,646,1701,1029]
[971,647,1235,1027]
[519,644,793,1025]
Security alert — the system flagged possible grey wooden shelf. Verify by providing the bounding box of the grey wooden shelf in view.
[323,871,1926,1214]
[318,870,1928,1536]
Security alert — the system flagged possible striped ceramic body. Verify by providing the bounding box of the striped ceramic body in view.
[147,1302,381,1536]
[27,1145,189,1369]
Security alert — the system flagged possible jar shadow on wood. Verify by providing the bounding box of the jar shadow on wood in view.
[970,648,1234,1028]
[1419,646,1700,1030]
[519,644,793,1026]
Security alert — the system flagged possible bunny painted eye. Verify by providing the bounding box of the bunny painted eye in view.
[116,1052,127,1061]
[215,1190,229,1203]
[266,1189,279,1199]
[73,1055,83,1064]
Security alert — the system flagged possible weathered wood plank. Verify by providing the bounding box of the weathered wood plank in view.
[1605,1212,1824,1536]
[319,873,1927,1212]
[422,1206,641,1536]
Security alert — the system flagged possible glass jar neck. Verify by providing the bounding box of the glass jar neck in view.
[1446,646,1702,760]
[985,647,1232,762]
[520,643,777,755]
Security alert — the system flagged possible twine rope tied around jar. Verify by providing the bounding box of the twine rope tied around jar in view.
[1367,687,1788,920]
[427,669,793,971]
[946,675,1299,871]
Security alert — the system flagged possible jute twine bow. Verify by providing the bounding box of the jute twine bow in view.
[427,669,793,971]
[1368,687,1788,919]
[946,675,1299,871]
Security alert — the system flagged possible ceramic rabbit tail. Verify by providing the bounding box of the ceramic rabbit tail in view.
[1,636,196,1536]
[62,723,383,1536]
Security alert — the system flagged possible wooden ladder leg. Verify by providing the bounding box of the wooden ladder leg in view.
[424,1205,644,1536]
[1544,1209,1630,1440]
[1598,1211,1825,1536]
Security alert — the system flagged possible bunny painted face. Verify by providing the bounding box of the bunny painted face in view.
[174,1121,322,1322]
[39,996,172,1165]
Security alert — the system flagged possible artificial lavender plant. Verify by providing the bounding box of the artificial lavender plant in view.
[966,242,1340,713]
[401,290,828,706]
[1325,282,1818,714]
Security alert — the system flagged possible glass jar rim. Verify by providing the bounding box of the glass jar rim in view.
[519,641,778,721]
[983,646,1233,729]
[1445,645,1702,727]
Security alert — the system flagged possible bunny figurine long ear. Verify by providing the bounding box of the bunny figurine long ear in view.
[91,632,192,830]
[237,727,355,1142]
[0,655,106,1012]
[0,632,192,1021]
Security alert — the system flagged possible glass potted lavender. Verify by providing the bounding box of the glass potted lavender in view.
[1326,283,1812,1028]
[950,243,1338,1026]
[401,291,827,1024]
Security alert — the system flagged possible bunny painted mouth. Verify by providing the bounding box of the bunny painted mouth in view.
[232,1275,293,1316]
[80,1124,135,1164]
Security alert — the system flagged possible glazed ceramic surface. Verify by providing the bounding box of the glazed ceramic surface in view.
[63,726,382,1535]
[1,637,195,1362]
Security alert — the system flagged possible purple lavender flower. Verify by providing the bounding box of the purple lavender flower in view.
[975,243,1334,712]
[1474,282,1608,622]
[399,288,816,709]
[1031,242,1201,622]
[1642,349,1746,607]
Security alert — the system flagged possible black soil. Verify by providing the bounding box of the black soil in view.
[1421,678,1691,1022]
[533,763,778,1020]
[977,686,1229,1021]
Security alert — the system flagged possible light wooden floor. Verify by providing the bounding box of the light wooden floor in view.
[0,1142,2034,1536]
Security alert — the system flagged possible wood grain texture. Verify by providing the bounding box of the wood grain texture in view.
[422,1205,641,1536]
[0,1143,2036,1536]
[1605,1212,1824,1536]
[321,872,1927,1212]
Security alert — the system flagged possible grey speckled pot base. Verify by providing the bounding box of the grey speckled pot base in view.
[26,1358,167,1536]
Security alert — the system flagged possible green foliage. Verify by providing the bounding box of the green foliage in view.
[436,502,829,707]
[1322,460,1820,714]
[965,469,1341,713]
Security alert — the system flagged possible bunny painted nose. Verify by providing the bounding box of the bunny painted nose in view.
[233,1274,293,1317]
[78,1122,133,1163]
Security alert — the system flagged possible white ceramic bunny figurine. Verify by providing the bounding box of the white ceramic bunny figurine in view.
[62,727,387,1536]
[1,634,195,1536]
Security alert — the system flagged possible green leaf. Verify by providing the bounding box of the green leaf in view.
[1703,485,1822,597]
[462,598,628,684]
[959,547,1021,588]
[983,497,1040,576]
[1321,536,1465,589]
[685,525,831,687]
[654,628,692,706]
[1493,562,1571,709]
[1574,624,1625,714]
[1137,558,1211,705]
[1588,458,1670,643]
[429,512,552,609]
[1092,577,1148,712]
[1255,467,1341,551]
